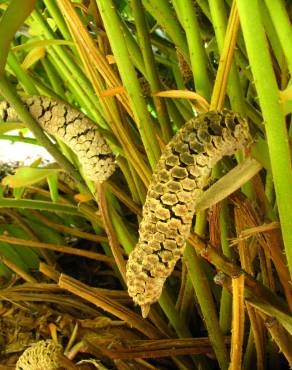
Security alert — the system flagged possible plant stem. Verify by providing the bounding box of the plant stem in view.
[237,0,292,280]
[43,0,71,41]
[96,0,161,169]
[31,9,104,123]
[142,0,189,62]
[262,314,292,367]
[131,0,172,142]
[173,0,212,100]
[41,58,65,98]
[0,135,40,145]
[95,183,127,282]
[7,52,38,95]
[0,234,112,263]
[0,198,81,215]
[264,0,292,76]
[184,244,229,370]
[219,201,233,333]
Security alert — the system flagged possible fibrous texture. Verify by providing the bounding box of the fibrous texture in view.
[0,96,115,182]
[16,340,63,370]
[176,47,193,84]
[126,110,251,317]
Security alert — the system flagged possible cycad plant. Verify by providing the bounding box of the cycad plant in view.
[0,0,292,369]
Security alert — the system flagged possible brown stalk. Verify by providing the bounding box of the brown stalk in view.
[7,279,130,302]
[39,261,61,282]
[26,186,72,204]
[0,235,113,264]
[0,290,100,316]
[215,274,292,365]
[231,193,292,310]
[228,274,245,370]
[209,202,222,248]
[58,354,78,370]
[95,183,127,282]
[3,283,63,292]
[188,233,290,316]
[235,193,266,369]
[246,303,265,370]
[39,262,131,303]
[30,210,108,243]
[234,206,254,275]
[238,222,280,239]
[235,196,270,287]
[0,254,37,283]
[58,273,161,339]
[86,336,231,360]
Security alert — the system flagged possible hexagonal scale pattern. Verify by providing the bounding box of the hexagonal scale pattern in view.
[0,96,116,182]
[126,110,251,317]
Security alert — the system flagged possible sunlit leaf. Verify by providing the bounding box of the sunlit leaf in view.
[21,46,45,70]
[47,173,59,202]
[2,167,62,188]
[12,39,73,52]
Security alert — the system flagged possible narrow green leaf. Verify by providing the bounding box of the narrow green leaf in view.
[0,134,40,145]
[12,39,73,52]
[47,173,59,202]
[237,0,292,278]
[0,198,81,216]
[0,122,26,134]
[0,0,37,74]
[0,225,40,268]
